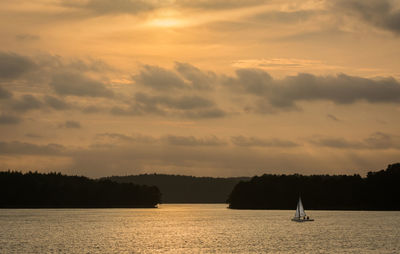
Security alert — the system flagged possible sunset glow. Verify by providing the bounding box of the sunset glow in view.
[1,0,400,177]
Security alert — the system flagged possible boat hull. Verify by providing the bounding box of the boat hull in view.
[291,218,314,222]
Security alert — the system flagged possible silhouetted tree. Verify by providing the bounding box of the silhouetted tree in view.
[104,174,249,203]
[0,171,161,208]
[228,163,400,210]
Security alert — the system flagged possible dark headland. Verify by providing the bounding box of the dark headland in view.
[0,171,161,208]
[228,163,400,210]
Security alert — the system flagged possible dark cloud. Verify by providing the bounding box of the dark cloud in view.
[226,69,400,112]
[11,94,43,112]
[15,34,40,41]
[310,132,400,150]
[231,136,299,148]
[0,86,12,99]
[0,52,36,80]
[133,65,187,91]
[133,64,219,91]
[6,94,71,113]
[0,114,22,125]
[64,59,113,73]
[364,132,398,149]
[49,72,114,97]
[249,10,314,24]
[97,133,134,141]
[0,141,65,156]
[310,137,363,149]
[62,0,155,16]
[60,120,81,129]
[43,95,70,110]
[111,92,226,118]
[25,133,44,138]
[96,132,156,143]
[174,62,216,90]
[162,135,227,146]
[327,114,340,122]
[96,133,226,147]
[334,0,400,34]
[82,105,103,114]
[135,92,214,110]
[182,108,227,119]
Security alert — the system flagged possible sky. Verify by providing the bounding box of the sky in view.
[1,0,400,177]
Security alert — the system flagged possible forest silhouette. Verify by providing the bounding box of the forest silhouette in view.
[228,163,400,210]
[0,171,160,208]
[2,163,400,209]
[105,174,249,203]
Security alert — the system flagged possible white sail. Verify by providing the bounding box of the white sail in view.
[298,197,306,217]
[294,197,306,218]
[292,196,313,222]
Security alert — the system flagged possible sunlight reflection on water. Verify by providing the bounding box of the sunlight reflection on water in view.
[1,204,400,253]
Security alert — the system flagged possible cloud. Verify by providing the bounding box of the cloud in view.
[310,137,363,149]
[174,62,217,90]
[133,64,220,92]
[62,0,156,16]
[43,95,70,110]
[0,114,22,125]
[310,132,400,150]
[327,114,340,122]
[15,34,40,41]
[334,0,400,34]
[5,94,71,113]
[96,132,227,147]
[96,132,156,143]
[133,65,187,91]
[231,136,299,148]
[135,92,214,110]
[82,105,103,114]
[10,94,43,112]
[162,135,227,146]
[25,133,44,138]
[0,86,12,99]
[0,141,65,156]
[225,69,400,112]
[111,92,226,118]
[0,52,36,80]
[249,10,315,24]
[49,72,114,97]
[232,58,326,70]
[176,0,267,10]
[182,108,227,119]
[364,132,399,149]
[59,120,81,129]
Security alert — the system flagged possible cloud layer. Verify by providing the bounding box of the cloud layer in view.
[226,69,400,113]
[1,0,400,177]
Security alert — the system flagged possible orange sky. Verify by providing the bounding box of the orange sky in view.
[1,0,400,177]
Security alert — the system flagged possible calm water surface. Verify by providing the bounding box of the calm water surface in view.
[1,204,400,253]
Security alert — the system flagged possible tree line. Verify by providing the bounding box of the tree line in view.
[0,171,161,208]
[105,174,250,203]
[228,163,400,210]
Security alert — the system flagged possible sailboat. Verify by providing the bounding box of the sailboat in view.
[291,197,314,222]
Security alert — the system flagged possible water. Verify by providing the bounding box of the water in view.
[1,204,400,253]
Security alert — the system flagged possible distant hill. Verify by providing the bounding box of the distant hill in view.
[104,174,250,203]
[0,171,161,208]
[228,163,400,210]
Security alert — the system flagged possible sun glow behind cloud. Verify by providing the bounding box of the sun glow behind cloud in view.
[147,18,184,28]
